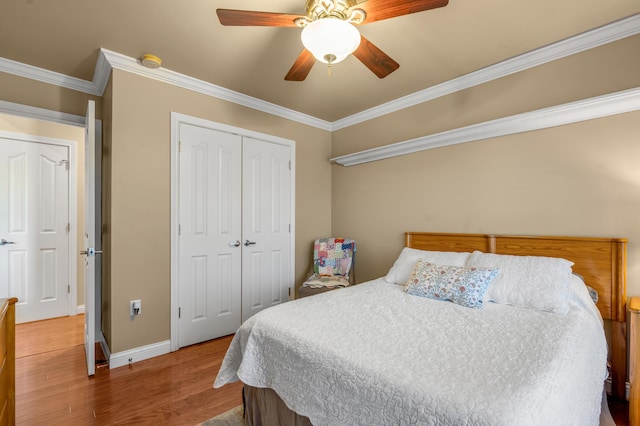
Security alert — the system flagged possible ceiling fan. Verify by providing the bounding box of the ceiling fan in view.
[216,0,449,81]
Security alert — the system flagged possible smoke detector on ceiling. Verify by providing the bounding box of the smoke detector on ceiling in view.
[140,53,162,69]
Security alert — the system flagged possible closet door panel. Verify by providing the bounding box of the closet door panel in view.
[178,124,242,347]
[241,137,291,322]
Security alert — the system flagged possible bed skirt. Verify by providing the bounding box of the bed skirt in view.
[242,385,616,426]
[243,385,311,426]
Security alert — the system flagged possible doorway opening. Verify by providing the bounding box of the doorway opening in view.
[0,103,103,377]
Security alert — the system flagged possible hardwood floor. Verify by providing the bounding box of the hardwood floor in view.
[16,315,242,425]
[16,314,630,425]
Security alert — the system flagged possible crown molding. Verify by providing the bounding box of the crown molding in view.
[0,14,637,131]
[0,56,101,96]
[93,50,112,96]
[0,100,86,127]
[330,87,640,166]
[331,13,640,131]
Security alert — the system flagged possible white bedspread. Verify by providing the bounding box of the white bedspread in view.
[214,278,607,425]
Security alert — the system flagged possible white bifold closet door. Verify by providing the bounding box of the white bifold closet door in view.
[178,123,291,348]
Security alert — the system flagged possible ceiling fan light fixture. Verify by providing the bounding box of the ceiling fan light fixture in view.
[301,18,361,64]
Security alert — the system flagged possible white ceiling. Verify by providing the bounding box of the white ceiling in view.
[1,0,638,122]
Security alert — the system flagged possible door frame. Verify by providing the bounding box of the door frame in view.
[0,130,77,318]
[170,112,296,352]
[0,101,102,326]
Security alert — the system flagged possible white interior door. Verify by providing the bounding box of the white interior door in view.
[241,137,291,322]
[0,135,70,323]
[178,124,242,348]
[82,100,96,376]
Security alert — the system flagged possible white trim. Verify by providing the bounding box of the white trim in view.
[0,56,100,95]
[0,100,85,127]
[77,304,85,314]
[1,14,637,131]
[170,113,180,352]
[93,50,112,96]
[0,130,78,318]
[108,340,171,369]
[172,112,301,146]
[331,14,640,130]
[288,142,297,304]
[170,112,296,352]
[69,138,78,317]
[331,87,640,166]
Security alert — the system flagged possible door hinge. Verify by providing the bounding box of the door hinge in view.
[289,160,291,170]
[179,141,182,153]
[66,223,71,233]
[178,224,181,236]
[68,284,70,294]
[178,307,181,318]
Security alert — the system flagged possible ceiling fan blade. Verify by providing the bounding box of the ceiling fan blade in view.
[285,49,316,81]
[354,0,448,24]
[217,9,304,27]
[352,36,399,79]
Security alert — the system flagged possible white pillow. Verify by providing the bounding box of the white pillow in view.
[466,251,574,314]
[385,247,471,285]
[566,273,603,325]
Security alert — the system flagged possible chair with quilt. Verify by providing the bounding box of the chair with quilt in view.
[298,238,356,298]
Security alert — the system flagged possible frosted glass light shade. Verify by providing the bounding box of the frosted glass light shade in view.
[301,18,361,64]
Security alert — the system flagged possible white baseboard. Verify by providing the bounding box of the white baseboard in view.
[76,310,168,370]
[108,340,171,369]
[77,305,85,314]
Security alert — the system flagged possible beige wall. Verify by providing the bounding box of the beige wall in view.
[331,35,640,297]
[0,112,86,307]
[106,69,332,353]
[0,72,102,119]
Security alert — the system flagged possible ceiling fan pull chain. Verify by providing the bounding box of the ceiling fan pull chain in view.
[325,53,336,77]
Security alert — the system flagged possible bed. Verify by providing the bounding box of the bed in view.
[214,232,627,425]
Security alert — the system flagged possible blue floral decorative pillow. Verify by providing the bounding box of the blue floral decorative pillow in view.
[404,261,499,309]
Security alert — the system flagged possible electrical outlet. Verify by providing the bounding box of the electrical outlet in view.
[130,299,141,316]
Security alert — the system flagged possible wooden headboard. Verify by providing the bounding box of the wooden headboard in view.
[405,232,628,399]
[405,232,627,321]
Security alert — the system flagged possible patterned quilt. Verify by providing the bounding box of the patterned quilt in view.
[304,238,355,288]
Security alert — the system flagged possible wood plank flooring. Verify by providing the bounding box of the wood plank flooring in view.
[16,315,242,425]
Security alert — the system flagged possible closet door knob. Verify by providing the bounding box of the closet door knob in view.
[244,240,256,246]
[229,240,241,247]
